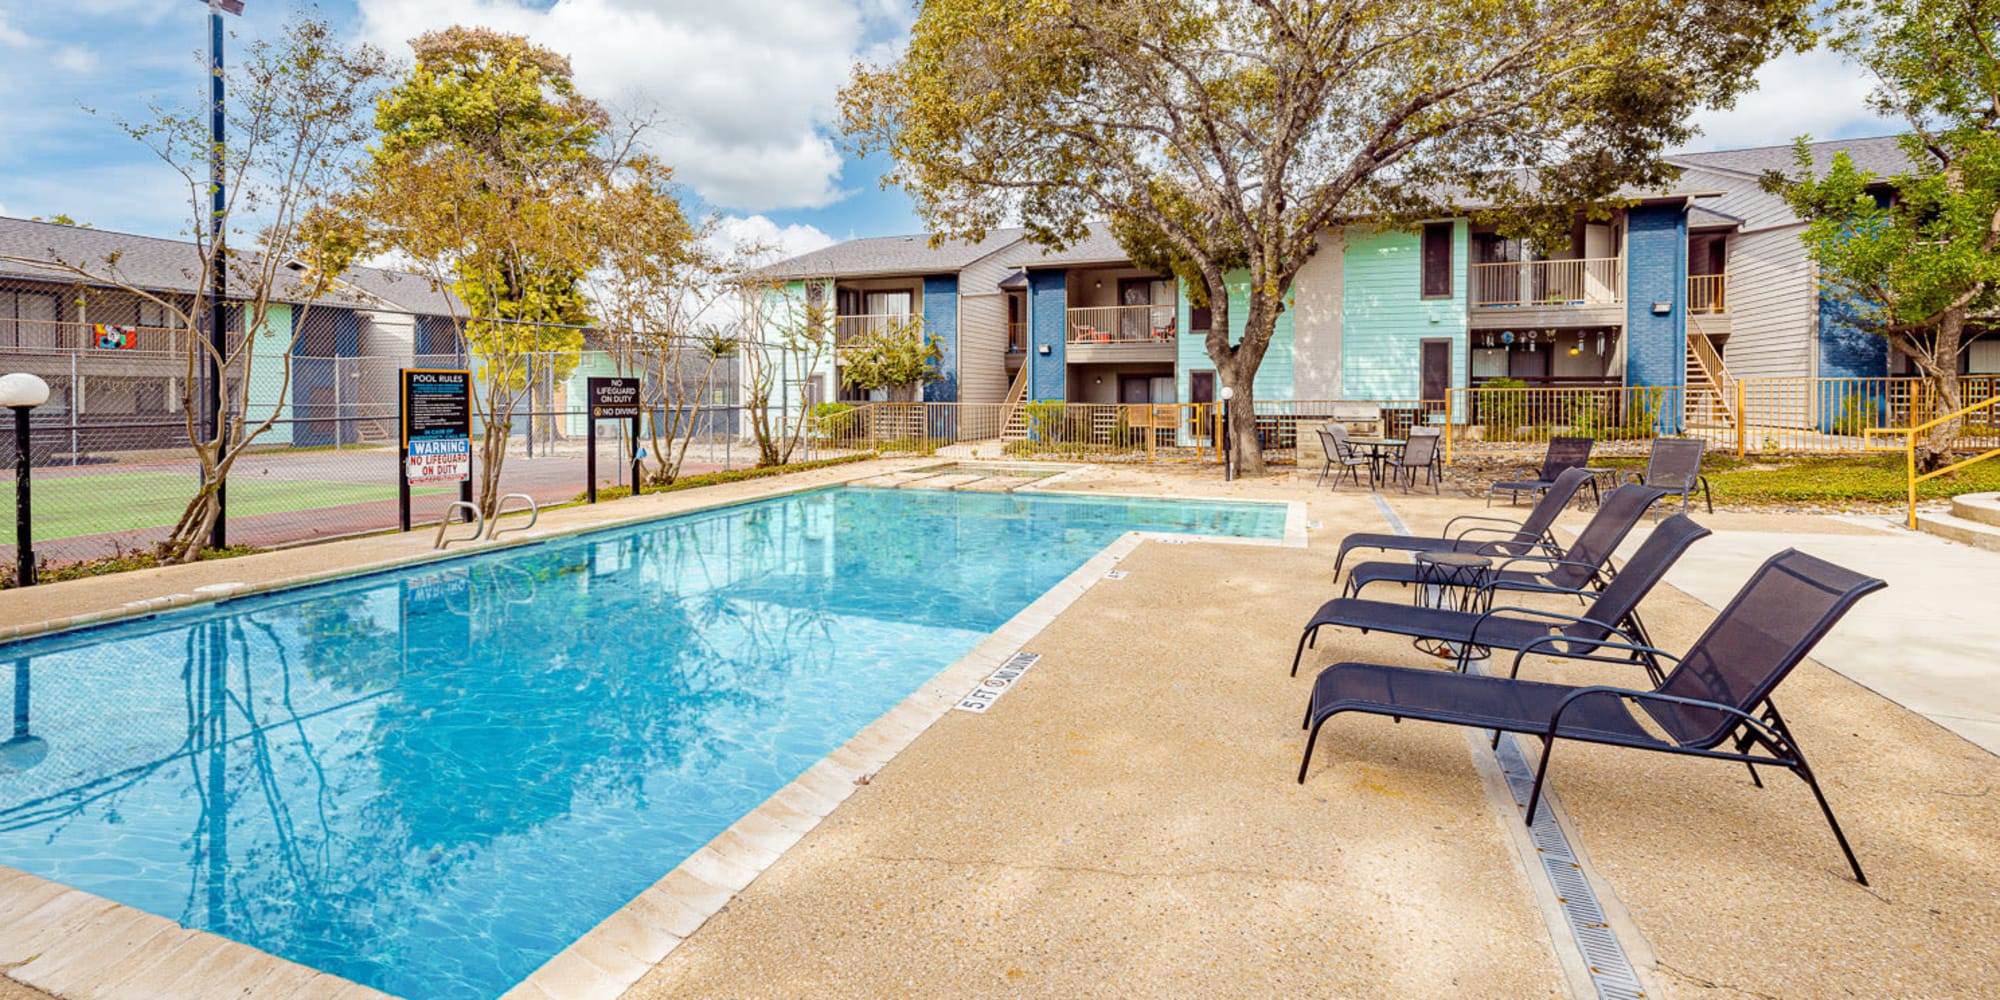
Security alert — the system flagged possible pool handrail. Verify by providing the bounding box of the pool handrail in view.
[487,493,540,541]
[433,501,485,550]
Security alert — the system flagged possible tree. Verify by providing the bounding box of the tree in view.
[349,27,605,515]
[1768,0,2000,470]
[837,318,940,402]
[843,0,1811,472]
[740,276,836,466]
[588,165,749,487]
[1,15,388,562]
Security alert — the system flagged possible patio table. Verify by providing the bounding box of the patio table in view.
[1411,549,1493,661]
[1346,436,1406,489]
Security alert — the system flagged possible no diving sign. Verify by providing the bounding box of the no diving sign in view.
[954,652,1043,713]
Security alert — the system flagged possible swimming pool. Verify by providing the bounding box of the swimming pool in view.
[0,486,1286,998]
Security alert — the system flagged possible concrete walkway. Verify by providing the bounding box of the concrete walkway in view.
[1616,513,2000,756]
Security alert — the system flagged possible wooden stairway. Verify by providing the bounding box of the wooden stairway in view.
[1000,366,1031,442]
[1685,319,1736,430]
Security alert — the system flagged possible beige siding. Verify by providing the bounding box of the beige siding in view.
[1291,231,1343,398]
[955,248,1020,404]
[1720,224,1817,380]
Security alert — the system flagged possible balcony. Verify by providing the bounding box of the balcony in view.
[833,312,921,346]
[1687,273,1731,335]
[1468,257,1624,330]
[1065,304,1177,363]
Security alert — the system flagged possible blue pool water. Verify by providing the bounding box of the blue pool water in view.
[0,486,1283,998]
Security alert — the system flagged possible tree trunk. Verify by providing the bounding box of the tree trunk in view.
[1204,280,1277,476]
[1916,308,1966,473]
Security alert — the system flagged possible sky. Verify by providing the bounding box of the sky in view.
[0,0,1902,263]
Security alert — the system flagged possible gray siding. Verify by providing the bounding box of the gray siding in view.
[955,250,1018,404]
[1721,224,1818,380]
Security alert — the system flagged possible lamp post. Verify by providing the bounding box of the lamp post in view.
[1,373,52,587]
[1220,385,1235,482]
[200,0,245,551]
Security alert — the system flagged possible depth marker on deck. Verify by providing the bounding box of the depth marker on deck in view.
[953,652,1043,713]
[1369,492,1651,1000]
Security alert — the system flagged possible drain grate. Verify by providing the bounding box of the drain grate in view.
[1369,494,1648,1000]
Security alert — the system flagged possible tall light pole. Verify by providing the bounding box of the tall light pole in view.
[1,373,51,588]
[202,0,244,551]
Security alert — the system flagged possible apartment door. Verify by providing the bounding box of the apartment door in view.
[1118,375,1151,404]
[1188,370,1215,440]
[1420,340,1452,401]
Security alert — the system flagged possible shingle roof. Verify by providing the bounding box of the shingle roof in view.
[1008,221,1134,268]
[1668,135,1917,181]
[0,216,454,314]
[1687,205,1744,230]
[748,227,1029,281]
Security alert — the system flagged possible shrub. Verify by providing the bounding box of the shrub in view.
[811,402,859,442]
[1830,391,1879,436]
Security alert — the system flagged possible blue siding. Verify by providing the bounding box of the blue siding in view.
[922,275,959,402]
[1817,291,1888,378]
[1624,205,1687,430]
[1028,270,1067,401]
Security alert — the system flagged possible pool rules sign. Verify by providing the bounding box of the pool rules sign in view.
[400,368,474,531]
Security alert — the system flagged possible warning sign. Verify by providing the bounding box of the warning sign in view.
[589,377,642,419]
[406,437,471,483]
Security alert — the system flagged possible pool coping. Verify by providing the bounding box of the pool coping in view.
[0,466,1303,1000]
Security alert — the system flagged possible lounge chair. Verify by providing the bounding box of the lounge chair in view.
[1384,432,1440,494]
[1298,548,1886,883]
[1342,483,1668,599]
[1292,513,1711,676]
[1490,436,1595,507]
[1628,437,1714,515]
[1330,467,1595,580]
[1315,425,1370,489]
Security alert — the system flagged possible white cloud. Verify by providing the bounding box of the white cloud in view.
[53,47,98,74]
[711,213,833,265]
[0,13,34,48]
[1682,47,1900,151]
[354,0,881,213]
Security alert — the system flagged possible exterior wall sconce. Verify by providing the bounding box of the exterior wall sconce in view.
[1651,301,1672,315]
[1038,344,1051,355]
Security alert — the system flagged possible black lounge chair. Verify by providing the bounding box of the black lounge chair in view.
[1628,437,1714,515]
[1343,483,1668,599]
[1292,514,1711,676]
[1298,548,1886,884]
[1490,436,1595,507]
[1330,467,1594,580]
[1316,425,1371,489]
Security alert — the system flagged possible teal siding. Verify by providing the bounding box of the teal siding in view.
[1173,272,1295,402]
[1339,223,1468,400]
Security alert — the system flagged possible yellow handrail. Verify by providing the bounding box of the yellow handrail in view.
[1885,393,2000,529]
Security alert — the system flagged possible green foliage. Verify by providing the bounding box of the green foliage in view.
[1831,392,1881,436]
[837,318,941,399]
[811,402,859,440]
[1478,378,1531,442]
[1618,388,1670,439]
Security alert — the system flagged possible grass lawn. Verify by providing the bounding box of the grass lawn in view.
[1,472,447,541]
[1590,453,2000,504]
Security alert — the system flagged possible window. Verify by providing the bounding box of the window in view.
[864,290,912,317]
[1421,222,1454,299]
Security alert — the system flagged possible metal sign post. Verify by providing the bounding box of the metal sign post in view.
[399,369,472,531]
[587,377,643,504]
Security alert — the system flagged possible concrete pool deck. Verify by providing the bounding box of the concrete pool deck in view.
[2,461,1998,998]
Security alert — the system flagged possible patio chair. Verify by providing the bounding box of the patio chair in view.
[1298,548,1887,884]
[1293,514,1711,676]
[1628,437,1714,515]
[1316,425,1370,489]
[1331,467,1593,579]
[1383,431,1440,494]
[1490,436,1595,507]
[1343,483,1669,600]
[1408,425,1445,480]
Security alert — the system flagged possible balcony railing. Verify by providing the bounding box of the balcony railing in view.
[1007,321,1025,352]
[1688,273,1729,314]
[0,318,189,355]
[833,312,921,345]
[1470,257,1622,309]
[1066,304,1176,344]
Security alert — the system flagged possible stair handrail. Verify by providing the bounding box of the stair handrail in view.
[433,501,485,550]
[1878,392,2000,529]
[486,493,540,540]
